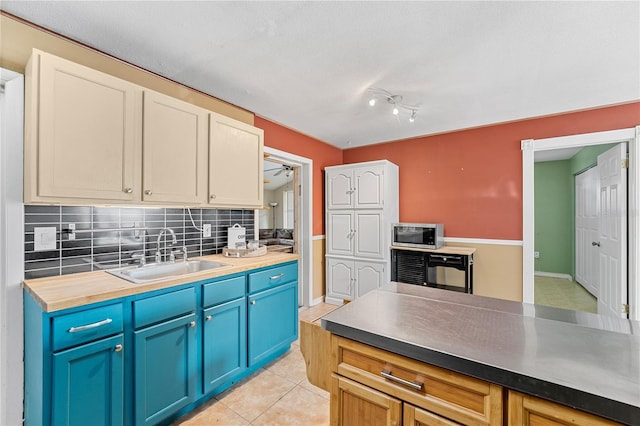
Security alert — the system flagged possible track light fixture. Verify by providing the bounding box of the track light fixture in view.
[367,87,419,123]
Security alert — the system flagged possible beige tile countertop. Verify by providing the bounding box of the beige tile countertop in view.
[23,252,299,313]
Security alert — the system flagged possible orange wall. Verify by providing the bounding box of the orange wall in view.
[343,102,640,240]
[255,117,343,236]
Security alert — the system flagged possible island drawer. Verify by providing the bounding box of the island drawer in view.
[247,262,297,294]
[334,337,502,426]
[51,303,124,351]
[133,287,196,329]
[203,276,245,307]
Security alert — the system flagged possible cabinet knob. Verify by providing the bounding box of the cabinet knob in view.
[144,190,152,195]
[189,321,196,328]
[205,315,212,321]
[114,344,123,352]
[124,187,133,194]
[210,194,216,200]
[250,300,256,305]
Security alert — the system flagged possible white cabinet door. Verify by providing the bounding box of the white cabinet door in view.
[27,50,140,203]
[327,169,353,209]
[354,211,385,259]
[209,112,264,207]
[355,262,385,298]
[327,211,354,256]
[326,258,354,301]
[142,90,208,204]
[354,165,384,209]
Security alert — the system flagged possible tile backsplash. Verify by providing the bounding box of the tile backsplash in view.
[24,205,255,280]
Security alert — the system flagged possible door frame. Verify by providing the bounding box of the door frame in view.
[0,69,24,426]
[522,126,640,320]
[261,147,313,307]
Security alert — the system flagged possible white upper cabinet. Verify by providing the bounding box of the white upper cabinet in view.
[25,49,141,203]
[326,164,385,209]
[208,112,264,208]
[142,91,208,205]
[24,49,264,207]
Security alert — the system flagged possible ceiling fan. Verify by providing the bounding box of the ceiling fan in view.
[265,165,293,177]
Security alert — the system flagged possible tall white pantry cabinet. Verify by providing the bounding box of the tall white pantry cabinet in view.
[324,160,399,305]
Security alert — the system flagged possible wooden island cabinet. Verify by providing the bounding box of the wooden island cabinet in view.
[300,286,633,426]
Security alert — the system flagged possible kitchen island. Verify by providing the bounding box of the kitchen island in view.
[306,283,639,425]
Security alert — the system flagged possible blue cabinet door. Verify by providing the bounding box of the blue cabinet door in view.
[52,334,124,426]
[203,297,247,394]
[134,313,197,425]
[247,281,298,367]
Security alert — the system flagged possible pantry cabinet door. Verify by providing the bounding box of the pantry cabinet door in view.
[142,90,208,204]
[327,211,355,256]
[354,165,385,209]
[30,51,140,202]
[326,258,355,301]
[326,169,354,209]
[209,112,264,208]
[354,210,384,259]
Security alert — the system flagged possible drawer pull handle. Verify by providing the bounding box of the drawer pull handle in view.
[114,344,123,352]
[205,315,212,321]
[269,273,285,280]
[380,369,423,391]
[67,318,113,333]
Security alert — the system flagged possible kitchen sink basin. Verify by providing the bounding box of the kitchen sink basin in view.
[107,260,230,284]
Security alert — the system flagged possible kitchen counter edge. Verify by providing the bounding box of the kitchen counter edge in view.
[321,284,640,425]
[23,252,299,313]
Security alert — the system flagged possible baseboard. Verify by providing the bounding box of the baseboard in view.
[534,271,573,281]
[310,296,325,306]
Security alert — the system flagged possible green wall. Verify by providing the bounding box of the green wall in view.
[534,143,616,277]
[534,160,573,274]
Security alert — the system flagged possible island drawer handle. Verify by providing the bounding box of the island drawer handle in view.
[68,318,113,333]
[380,369,423,391]
[269,273,285,280]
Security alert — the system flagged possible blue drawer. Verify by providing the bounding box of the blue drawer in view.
[203,276,245,307]
[133,287,196,329]
[52,303,124,352]
[248,262,298,294]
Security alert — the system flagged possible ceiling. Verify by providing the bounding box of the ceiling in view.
[2,1,639,149]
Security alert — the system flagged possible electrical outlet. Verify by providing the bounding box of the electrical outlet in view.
[67,223,76,240]
[534,251,540,259]
[203,224,211,238]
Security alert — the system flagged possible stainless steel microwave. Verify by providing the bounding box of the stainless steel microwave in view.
[392,223,444,249]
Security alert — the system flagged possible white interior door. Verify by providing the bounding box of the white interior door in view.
[597,143,628,318]
[575,166,599,297]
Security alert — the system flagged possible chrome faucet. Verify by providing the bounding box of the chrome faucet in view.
[155,228,177,263]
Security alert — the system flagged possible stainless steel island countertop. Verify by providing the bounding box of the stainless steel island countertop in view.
[321,283,640,425]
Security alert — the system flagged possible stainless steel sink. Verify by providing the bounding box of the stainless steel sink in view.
[107,260,230,284]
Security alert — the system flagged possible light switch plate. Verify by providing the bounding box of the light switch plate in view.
[203,224,211,238]
[34,227,57,251]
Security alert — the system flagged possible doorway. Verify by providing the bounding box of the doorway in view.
[522,127,640,320]
[261,147,313,308]
[533,143,627,315]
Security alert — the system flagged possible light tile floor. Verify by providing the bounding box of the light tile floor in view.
[534,276,597,313]
[172,315,331,425]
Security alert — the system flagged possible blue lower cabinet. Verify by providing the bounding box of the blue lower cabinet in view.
[52,334,124,426]
[248,281,298,367]
[134,313,197,425]
[203,297,247,394]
